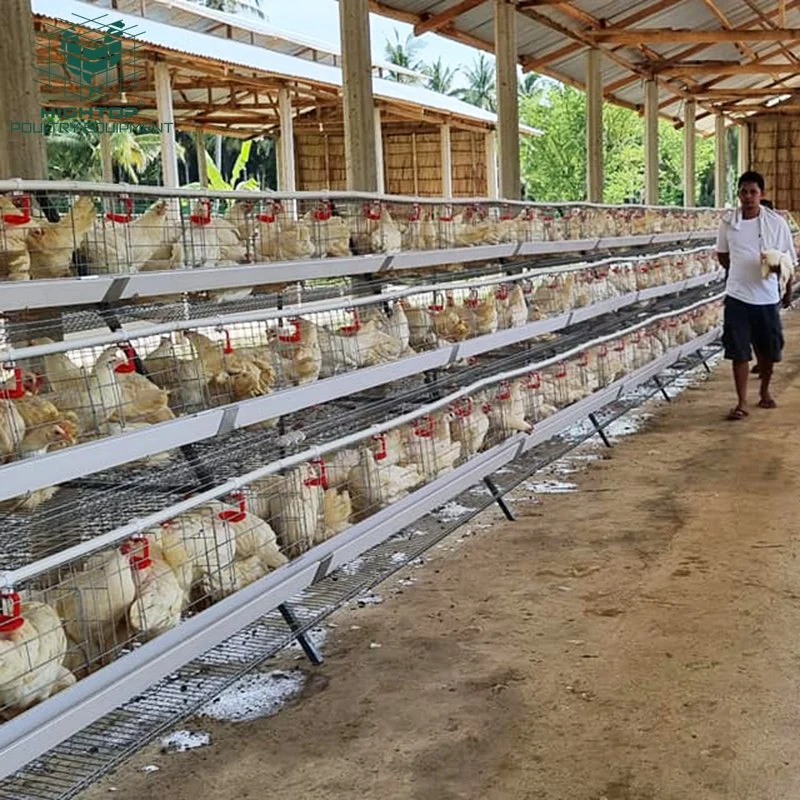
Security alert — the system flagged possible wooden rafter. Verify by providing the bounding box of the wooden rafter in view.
[589,27,800,43]
[659,61,800,75]
[414,0,485,36]
[699,0,757,61]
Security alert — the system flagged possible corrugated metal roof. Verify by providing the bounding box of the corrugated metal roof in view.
[32,0,539,134]
[368,0,800,133]
[89,0,427,79]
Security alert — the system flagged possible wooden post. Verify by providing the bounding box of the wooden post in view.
[278,86,296,193]
[715,112,727,207]
[683,99,696,207]
[486,131,499,199]
[644,78,659,205]
[99,131,114,183]
[374,107,385,194]
[586,48,603,203]
[339,0,378,191]
[411,132,419,195]
[195,128,208,187]
[154,61,178,187]
[494,0,520,200]
[0,0,47,179]
[440,123,453,197]
[737,121,750,178]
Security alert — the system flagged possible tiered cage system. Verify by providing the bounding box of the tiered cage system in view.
[0,181,783,795]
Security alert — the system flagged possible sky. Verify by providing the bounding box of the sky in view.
[263,0,487,89]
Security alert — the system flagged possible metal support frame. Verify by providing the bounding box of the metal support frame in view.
[0,326,722,778]
[653,374,671,401]
[277,603,324,665]
[483,476,515,520]
[588,412,613,448]
[0,271,723,501]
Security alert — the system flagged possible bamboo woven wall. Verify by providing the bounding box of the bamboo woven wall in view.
[749,115,800,214]
[295,124,489,196]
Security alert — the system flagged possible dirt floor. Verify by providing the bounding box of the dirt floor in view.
[81,310,800,800]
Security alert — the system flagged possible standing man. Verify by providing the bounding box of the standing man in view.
[717,171,796,420]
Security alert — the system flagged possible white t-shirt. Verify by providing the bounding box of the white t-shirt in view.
[716,209,796,305]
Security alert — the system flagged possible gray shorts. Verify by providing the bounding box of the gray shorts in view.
[723,295,784,363]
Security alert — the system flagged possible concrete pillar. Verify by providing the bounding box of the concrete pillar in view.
[374,107,385,194]
[715,112,727,208]
[586,48,603,204]
[738,121,750,178]
[154,61,178,188]
[278,87,296,193]
[644,79,659,205]
[99,131,114,183]
[440,123,453,197]
[195,129,208,188]
[682,99,696,208]
[339,0,378,191]
[494,0,520,200]
[486,131,499,199]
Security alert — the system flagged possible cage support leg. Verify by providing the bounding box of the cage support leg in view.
[484,477,515,521]
[589,413,612,448]
[701,358,712,374]
[278,603,324,665]
[653,375,671,402]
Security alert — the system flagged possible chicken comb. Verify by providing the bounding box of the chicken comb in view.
[105,195,133,224]
[2,194,31,226]
[0,591,24,633]
[121,536,152,571]
[451,397,474,418]
[364,201,382,221]
[313,201,332,221]
[495,381,512,401]
[257,200,283,223]
[412,415,435,438]
[114,342,138,374]
[408,203,421,223]
[0,365,25,400]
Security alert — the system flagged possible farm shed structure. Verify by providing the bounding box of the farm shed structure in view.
[30,0,538,196]
[365,0,800,206]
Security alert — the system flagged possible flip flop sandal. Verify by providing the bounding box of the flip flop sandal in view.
[726,407,749,420]
[757,398,777,409]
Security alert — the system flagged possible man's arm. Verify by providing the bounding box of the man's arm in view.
[716,224,730,279]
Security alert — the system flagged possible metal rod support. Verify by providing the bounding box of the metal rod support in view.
[653,375,672,402]
[278,603,324,665]
[483,476,515,521]
[589,412,613,448]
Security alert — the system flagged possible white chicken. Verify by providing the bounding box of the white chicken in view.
[0,399,26,462]
[403,412,462,481]
[401,206,437,251]
[304,203,351,258]
[482,381,531,436]
[448,397,489,457]
[82,199,176,274]
[761,248,794,299]
[496,283,529,329]
[0,598,75,718]
[210,497,288,571]
[51,547,137,671]
[317,315,404,378]
[268,318,323,386]
[27,196,97,279]
[348,448,423,519]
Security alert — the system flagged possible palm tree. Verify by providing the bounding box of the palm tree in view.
[457,54,496,111]
[201,0,266,18]
[383,29,424,83]
[424,58,459,95]
[519,72,541,98]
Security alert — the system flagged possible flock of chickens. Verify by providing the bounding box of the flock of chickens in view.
[0,295,723,718]
[0,193,725,282]
[0,247,721,502]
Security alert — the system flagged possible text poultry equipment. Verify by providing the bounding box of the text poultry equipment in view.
[0,248,722,503]
[0,181,730,312]
[0,293,723,778]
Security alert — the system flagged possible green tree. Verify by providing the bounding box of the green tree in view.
[519,83,717,205]
[201,0,265,18]
[519,72,542,98]
[456,54,496,111]
[424,57,458,95]
[384,29,424,83]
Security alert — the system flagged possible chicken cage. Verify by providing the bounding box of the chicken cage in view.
[0,290,726,733]
[0,244,724,509]
[0,181,741,314]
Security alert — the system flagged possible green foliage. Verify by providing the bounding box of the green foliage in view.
[424,57,458,95]
[454,54,496,111]
[204,139,258,191]
[384,29,425,83]
[520,84,717,205]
